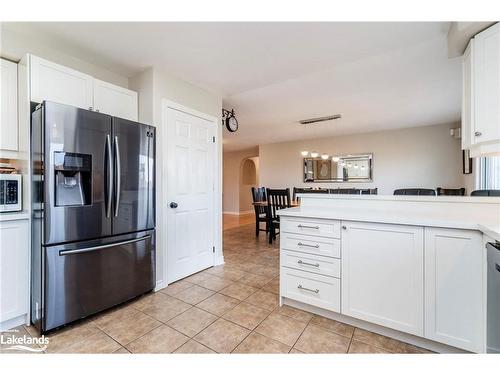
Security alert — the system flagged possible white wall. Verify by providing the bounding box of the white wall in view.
[130,66,223,288]
[259,123,466,195]
[0,27,129,87]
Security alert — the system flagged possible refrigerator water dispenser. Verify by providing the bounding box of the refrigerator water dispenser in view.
[54,152,91,206]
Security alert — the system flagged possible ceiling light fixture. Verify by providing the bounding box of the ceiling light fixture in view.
[310,151,319,158]
[299,114,342,125]
[332,156,340,162]
[321,154,329,160]
[301,151,309,157]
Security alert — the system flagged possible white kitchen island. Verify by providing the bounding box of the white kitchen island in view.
[278,194,500,353]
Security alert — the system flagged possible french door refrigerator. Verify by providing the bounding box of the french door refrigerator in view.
[31,101,155,333]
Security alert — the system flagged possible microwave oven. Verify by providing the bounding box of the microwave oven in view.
[0,174,22,212]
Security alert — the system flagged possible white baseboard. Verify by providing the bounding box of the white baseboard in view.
[282,297,469,354]
[223,211,254,215]
[155,280,167,292]
[0,314,28,332]
[215,256,225,266]
[239,210,254,215]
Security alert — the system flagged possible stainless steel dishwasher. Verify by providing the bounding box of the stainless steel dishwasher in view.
[487,241,500,353]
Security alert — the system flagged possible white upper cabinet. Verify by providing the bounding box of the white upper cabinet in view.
[424,228,485,353]
[1,59,19,151]
[93,79,138,121]
[462,23,500,155]
[474,23,500,144]
[461,41,474,150]
[341,221,424,336]
[29,55,138,120]
[30,55,94,110]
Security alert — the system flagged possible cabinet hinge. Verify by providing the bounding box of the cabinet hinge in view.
[212,246,215,253]
[212,136,216,143]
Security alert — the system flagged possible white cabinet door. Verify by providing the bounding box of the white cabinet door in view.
[0,219,29,323]
[462,41,474,150]
[0,59,18,151]
[424,228,485,352]
[341,221,424,336]
[30,55,93,109]
[93,79,138,121]
[473,23,500,145]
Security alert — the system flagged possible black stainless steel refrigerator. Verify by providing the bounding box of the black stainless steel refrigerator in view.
[31,101,155,333]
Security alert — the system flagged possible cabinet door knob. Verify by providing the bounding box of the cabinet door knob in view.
[474,131,482,137]
[342,225,347,230]
[169,202,178,208]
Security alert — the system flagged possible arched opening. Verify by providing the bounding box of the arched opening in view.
[239,156,259,213]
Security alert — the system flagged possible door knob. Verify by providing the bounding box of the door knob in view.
[170,202,178,208]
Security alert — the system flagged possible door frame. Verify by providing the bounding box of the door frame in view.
[158,99,223,289]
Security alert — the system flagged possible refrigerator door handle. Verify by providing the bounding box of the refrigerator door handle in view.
[114,135,121,217]
[105,134,113,218]
[59,235,151,256]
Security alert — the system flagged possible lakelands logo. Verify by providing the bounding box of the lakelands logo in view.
[1,329,49,353]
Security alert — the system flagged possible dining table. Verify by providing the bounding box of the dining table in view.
[252,200,300,207]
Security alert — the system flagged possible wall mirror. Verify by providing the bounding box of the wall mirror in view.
[303,153,373,182]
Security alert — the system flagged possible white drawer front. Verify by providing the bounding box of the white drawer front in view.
[281,217,341,238]
[281,233,341,258]
[281,267,340,313]
[281,250,341,278]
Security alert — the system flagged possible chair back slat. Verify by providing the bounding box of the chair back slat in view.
[252,187,267,215]
[266,188,291,221]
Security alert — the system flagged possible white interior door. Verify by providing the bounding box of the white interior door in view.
[166,107,216,283]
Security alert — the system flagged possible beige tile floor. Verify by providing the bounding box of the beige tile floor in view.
[1,222,432,354]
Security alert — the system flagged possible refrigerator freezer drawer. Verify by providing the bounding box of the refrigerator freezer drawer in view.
[42,230,155,332]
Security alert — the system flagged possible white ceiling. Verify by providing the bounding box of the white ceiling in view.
[3,22,461,151]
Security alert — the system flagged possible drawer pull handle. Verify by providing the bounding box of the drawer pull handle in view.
[297,284,319,293]
[297,224,320,229]
[297,260,320,267]
[297,242,319,248]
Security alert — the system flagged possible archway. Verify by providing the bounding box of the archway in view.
[239,157,259,213]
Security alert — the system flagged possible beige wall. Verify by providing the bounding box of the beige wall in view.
[259,123,466,195]
[223,147,259,214]
[0,26,129,87]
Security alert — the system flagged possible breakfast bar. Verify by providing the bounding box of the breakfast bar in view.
[278,194,500,353]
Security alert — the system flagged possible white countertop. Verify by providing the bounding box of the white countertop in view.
[0,211,30,222]
[478,224,500,242]
[296,193,500,204]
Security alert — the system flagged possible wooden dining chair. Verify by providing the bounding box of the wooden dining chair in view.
[470,189,500,196]
[394,188,436,196]
[436,187,466,196]
[251,187,268,237]
[266,188,291,244]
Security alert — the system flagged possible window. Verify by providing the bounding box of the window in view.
[478,156,500,189]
